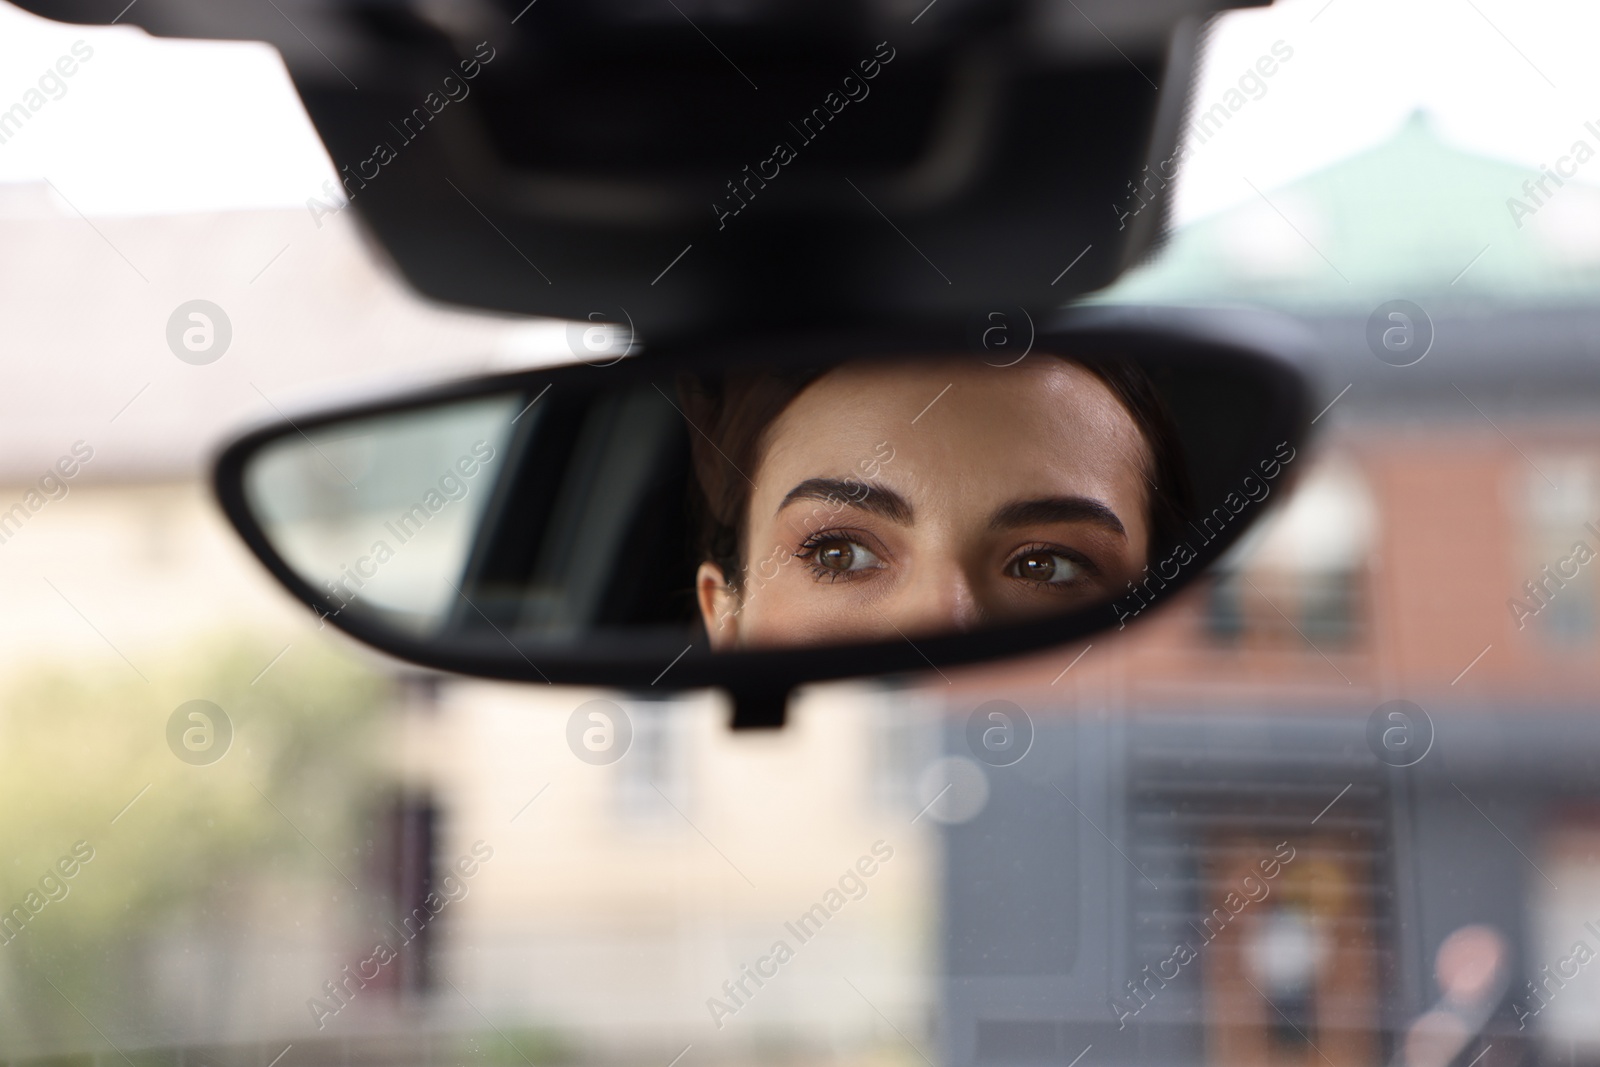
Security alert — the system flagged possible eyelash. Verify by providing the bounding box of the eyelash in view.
[1005,542,1102,587]
[794,528,885,583]
[793,535,1102,588]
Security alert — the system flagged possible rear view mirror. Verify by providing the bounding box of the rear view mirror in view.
[215,307,1312,726]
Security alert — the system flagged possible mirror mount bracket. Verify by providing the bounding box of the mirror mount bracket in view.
[728,688,790,731]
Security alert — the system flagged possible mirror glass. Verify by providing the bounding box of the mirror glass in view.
[245,397,522,634]
[241,350,1291,652]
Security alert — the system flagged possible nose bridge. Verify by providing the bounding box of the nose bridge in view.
[897,561,983,634]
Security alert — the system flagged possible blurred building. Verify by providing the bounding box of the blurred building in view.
[0,195,942,1060]
[937,112,1600,1067]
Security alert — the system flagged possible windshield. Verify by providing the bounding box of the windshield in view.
[4,0,1600,1064]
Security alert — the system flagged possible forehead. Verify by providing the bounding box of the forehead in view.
[756,356,1151,499]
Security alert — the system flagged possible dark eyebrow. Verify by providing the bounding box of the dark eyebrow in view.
[989,496,1127,540]
[776,478,914,525]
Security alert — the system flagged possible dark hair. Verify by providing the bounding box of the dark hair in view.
[679,355,1194,591]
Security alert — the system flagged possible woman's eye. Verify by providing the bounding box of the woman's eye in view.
[807,538,882,575]
[1009,549,1085,585]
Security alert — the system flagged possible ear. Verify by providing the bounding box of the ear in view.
[696,562,741,651]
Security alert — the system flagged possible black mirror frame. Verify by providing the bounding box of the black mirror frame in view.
[213,305,1313,728]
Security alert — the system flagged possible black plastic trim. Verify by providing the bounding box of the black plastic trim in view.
[212,306,1313,726]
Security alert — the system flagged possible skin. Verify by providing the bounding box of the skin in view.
[695,356,1153,649]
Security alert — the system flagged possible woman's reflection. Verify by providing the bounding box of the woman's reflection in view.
[683,355,1192,649]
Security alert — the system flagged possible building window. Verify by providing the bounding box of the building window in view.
[615,701,689,825]
[868,689,942,815]
[1205,458,1376,648]
[1522,456,1599,645]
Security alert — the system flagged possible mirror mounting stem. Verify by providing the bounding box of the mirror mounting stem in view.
[729,688,789,731]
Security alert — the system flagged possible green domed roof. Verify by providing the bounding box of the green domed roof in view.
[1102,111,1600,311]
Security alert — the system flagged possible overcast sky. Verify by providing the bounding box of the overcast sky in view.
[0,0,1596,222]
[0,2,331,215]
[1177,0,1600,223]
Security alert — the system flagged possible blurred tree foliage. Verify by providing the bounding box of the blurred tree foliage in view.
[0,636,394,1051]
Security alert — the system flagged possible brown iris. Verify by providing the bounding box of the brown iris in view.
[815,540,857,571]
